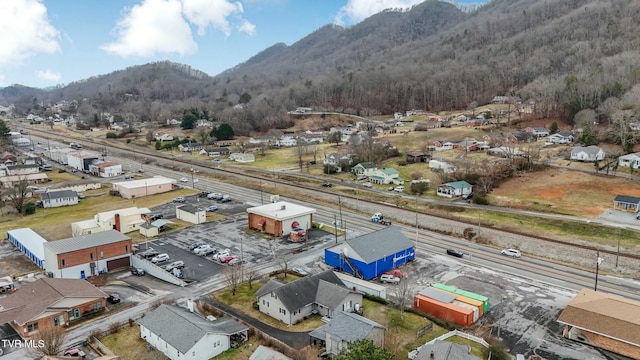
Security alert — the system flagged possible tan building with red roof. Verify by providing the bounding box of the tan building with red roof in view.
[557,288,640,359]
[0,278,107,337]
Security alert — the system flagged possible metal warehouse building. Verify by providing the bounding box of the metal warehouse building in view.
[7,228,47,269]
[324,226,415,280]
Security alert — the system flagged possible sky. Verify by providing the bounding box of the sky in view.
[0,0,485,89]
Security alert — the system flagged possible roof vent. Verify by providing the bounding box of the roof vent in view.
[281,205,286,210]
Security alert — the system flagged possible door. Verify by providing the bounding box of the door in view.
[106,257,130,271]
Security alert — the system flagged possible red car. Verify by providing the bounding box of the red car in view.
[220,255,237,263]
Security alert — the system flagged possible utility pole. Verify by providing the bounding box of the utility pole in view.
[616,228,621,268]
[334,214,338,245]
[338,195,344,232]
[594,250,603,291]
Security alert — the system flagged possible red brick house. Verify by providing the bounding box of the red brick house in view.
[0,278,106,337]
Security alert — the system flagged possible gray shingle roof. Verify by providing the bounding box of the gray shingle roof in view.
[414,340,481,360]
[138,304,247,354]
[309,311,384,343]
[572,145,602,155]
[256,270,347,312]
[43,230,130,255]
[41,190,77,201]
[613,195,640,204]
[346,226,415,264]
[315,280,352,310]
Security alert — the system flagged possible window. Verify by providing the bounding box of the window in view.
[53,317,59,326]
[100,251,104,259]
[125,245,128,253]
[279,308,287,315]
[90,253,93,260]
[27,323,38,332]
[93,302,101,311]
[61,259,65,267]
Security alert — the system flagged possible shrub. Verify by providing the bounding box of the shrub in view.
[108,322,120,335]
[105,132,118,139]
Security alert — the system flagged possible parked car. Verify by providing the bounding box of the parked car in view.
[379,219,392,225]
[165,260,185,272]
[291,267,309,276]
[200,247,217,256]
[446,248,464,258]
[227,257,245,266]
[179,177,188,183]
[322,182,333,187]
[151,253,170,263]
[380,274,400,284]
[188,242,204,251]
[192,244,209,254]
[207,192,223,200]
[387,186,395,191]
[204,205,219,212]
[217,195,231,203]
[194,245,214,256]
[213,249,230,261]
[131,268,145,276]
[501,248,522,258]
[107,293,121,304]
[149,214,164,221]
[220,255,237,263]
[173,196,186,203]
[198,191,210,198]
[63,348,86,357]
[139,249,159,259]
[394,186,405,192]
[362,182,372,188]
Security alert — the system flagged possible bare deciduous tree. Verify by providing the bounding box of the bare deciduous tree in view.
[4,175,31,213]
[27,325,66,357]
[224,264,243,296]
[390,277,412,320]
[245,268,260,290]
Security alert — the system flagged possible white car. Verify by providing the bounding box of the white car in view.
[194,245,213,256]
[212,249,230,261]
[179,177,189,183]
[501,248,521,258]
[151,253,170,263]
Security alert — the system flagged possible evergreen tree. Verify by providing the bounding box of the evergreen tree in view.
[211,123,235,140]
[334,339,393,360]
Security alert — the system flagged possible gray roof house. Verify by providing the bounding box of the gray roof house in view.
[255,270,363,326]
[309,311,385,357]
[412,339,481,360]
[436,181,473,198]
[138,304,248,360]
[40,190,79,208]
[570,145,605,162]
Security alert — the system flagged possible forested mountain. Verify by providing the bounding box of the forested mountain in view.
[2,0,640,136]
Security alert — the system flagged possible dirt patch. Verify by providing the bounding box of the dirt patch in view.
[0,243,41,277]
[490,168,640,217]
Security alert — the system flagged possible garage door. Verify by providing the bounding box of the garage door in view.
[106,257,130,271]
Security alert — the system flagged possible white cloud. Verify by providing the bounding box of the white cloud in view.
[101,0,197,57]
[0,0,60,69]
[335,0,423,25]
[182,0,248,37]
[237,19,256,35]
[102,0,255,58]
[36,69,62,83]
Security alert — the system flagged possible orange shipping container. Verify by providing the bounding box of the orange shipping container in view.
[413,294,474,327]
[428,286,485,317]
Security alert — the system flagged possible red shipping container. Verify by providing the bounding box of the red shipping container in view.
[414,294,474,327]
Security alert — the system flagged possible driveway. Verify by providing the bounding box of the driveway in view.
[200,297,310,349]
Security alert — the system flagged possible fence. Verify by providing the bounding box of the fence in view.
[416,323,433,338]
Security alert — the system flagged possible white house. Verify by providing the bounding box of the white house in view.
[619,152,640,169]
[275,134,297,147]
[368,167,404,185]
[154,133,174,142]
[229,152,255,163]
[323,153,352,173]
[436,181,473,198]
[351,162,377,176]
[255,270,362,326]
[548,132,575,144]
[570,146,605,162]
[528,127,550,138]
[138,304,248,360]
[40,190,78,208]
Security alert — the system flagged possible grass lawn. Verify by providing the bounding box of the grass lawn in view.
[0,174,195,240]
[100,323,168,360]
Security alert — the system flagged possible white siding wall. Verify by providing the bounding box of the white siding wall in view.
[258,294,291,324]
[139,326,229,360]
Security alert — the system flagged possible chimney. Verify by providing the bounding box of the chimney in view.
[281,205,286,210]
[187,299,194,313]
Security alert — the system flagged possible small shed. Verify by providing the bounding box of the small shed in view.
[612,195,640,212]
[176,204,206,224]
[247,201,316,237]
[7,228,47,269]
